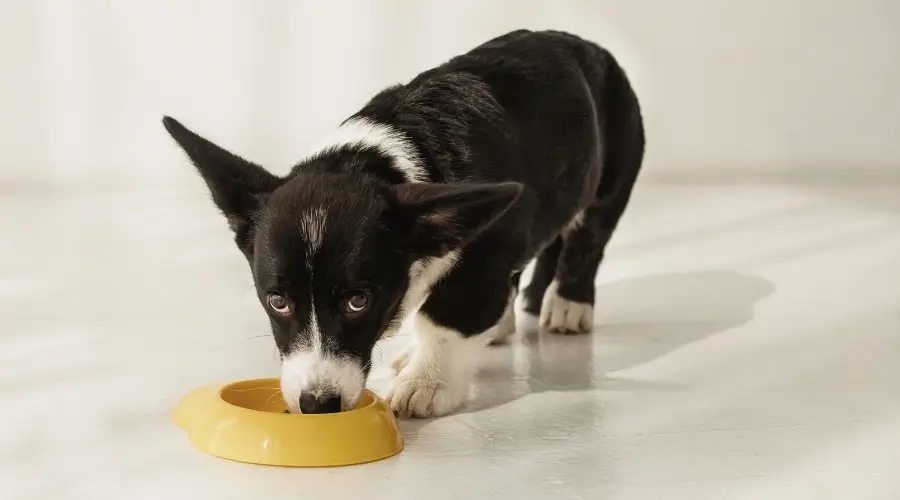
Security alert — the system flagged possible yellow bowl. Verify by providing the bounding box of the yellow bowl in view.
[172,378,403,467]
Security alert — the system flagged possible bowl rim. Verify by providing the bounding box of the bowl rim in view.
[216,378,380,418]
[174,378,404,467]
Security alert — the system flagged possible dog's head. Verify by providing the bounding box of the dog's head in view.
[163,117,521,413]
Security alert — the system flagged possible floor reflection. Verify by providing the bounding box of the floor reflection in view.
[468,270,775,413]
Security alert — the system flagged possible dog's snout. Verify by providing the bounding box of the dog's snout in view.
[281,352,365,414]
[298,392,342,414]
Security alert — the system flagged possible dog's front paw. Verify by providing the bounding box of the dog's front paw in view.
[540,281,594,334]
[386,373,468,418]
[386,313,483,418]
[386,367,469,418]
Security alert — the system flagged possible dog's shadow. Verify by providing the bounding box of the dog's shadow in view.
[463,270,775,414]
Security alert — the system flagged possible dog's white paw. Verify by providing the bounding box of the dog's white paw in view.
[385,314,483,418]
[389,341,415,374]
[539,280,594,334]
[386,368,469,418]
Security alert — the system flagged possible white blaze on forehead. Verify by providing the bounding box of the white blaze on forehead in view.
[280,296,365,413]
[314,117,427,184]
[299,206,327,256]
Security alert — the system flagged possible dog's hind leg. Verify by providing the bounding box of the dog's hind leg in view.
[539,204,609,334]
[540,58,645,334]
[521,236,563,316]
[540,181,641,333]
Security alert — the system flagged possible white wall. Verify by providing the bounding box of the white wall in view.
[1,0,899,188]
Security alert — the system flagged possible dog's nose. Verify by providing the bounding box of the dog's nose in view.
[298,392,342,414]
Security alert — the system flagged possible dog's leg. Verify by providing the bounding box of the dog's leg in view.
[521,236,562,315]
[541,182,643,333]
[385,315,490,418]
[386,268,511,418]
[538,206,604,333]
[488,286,518,346]
[540,59,645,334]
[389,340,416,374]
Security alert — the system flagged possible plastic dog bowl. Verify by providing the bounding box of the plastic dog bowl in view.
[172,378,403,467]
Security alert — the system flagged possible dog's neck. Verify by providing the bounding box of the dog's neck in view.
[294,117,429,185]
[292,72,507,188]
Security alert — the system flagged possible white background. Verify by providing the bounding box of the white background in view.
[4,3,900,498]
[2,0,899,188]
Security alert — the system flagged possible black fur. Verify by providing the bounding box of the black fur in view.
[163,29,644,409]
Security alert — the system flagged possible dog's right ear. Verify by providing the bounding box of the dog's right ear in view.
[389,181,523,257]
[162,116,282,249]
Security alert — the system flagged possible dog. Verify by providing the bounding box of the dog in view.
[163,29,644,418]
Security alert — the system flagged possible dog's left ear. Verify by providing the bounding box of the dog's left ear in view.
[390,182,523,256]
[162,116,283,251]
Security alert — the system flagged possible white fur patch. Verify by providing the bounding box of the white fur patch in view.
[280,297,365,413]
[280,351,365,413]
[539,280,594,333]
[382,250,459,338]
[563,209,586,236]
[317,117,427,183]
[386,313,489,418]
[389,339,416,374]
[387,252,462,372]
[299,206,326,256]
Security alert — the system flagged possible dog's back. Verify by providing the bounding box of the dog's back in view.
[349,29,644,262]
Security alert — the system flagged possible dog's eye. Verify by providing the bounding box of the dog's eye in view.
[267,294,291,315]
[343,293,369,314]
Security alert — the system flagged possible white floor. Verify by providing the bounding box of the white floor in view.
[3,183,900,500]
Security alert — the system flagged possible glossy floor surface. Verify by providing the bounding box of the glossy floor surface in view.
[3,183,900,499]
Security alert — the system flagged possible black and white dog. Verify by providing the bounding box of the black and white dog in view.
[163,30,644,417]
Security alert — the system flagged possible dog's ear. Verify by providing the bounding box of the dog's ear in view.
[162,116,282,250]
[390,182,523,256]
